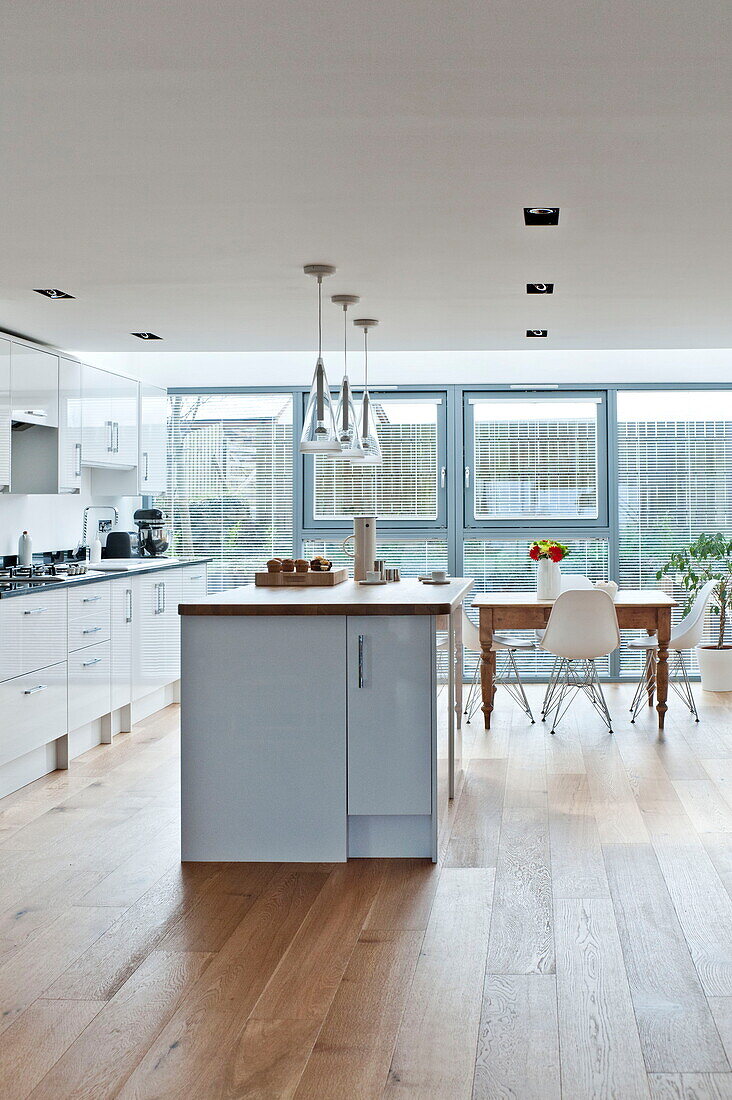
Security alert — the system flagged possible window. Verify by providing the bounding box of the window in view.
[617,390,732,673]
[157,393,294,592]
[306,393,446,528]
[303,537,449,578]
[464,393,606,526]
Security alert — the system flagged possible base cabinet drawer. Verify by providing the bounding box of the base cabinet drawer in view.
[68,641,111,731]
[68,611,111,652]
[0,591,67,682]
[68,584,111,619]
[0,662,67,768]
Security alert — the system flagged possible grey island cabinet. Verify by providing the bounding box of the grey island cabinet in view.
[178,578,472,862]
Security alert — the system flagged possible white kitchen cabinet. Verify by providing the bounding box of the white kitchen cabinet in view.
[58,357,82,492]
[139,383,167,493]
[0,590,67,683]
[110,578,134,712]
[10,343,59,427]
[346,616,433,817]
[132,572,178,700]
[0,339,10,491]
[68,641,111,731]
[0,662,68,769]
[81,364,138,469]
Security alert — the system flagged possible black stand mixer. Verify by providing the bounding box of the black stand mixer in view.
[133,509,170,557]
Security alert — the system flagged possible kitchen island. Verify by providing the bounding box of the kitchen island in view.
[178,578,472,862]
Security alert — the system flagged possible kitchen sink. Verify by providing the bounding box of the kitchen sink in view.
[92,558,180,571]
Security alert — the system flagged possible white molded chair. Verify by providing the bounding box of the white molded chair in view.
[540,589,620,735]
[628,578,717,723]
[460,610,536,724]
[539,574,595,719]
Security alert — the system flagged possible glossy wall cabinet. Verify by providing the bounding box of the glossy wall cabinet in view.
[10,343,59,427]
[139,383,168,493]
[81,364,139,468]
[58,357,83,492]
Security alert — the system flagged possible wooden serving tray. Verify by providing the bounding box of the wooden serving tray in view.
[255,568,348,587]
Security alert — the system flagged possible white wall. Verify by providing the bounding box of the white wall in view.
[82,347,732,389]
[0,469,138,558]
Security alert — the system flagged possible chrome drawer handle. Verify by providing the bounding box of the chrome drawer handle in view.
[23,684,47,695]
[24,607,47,615]
[25,409,47,417]
[82,595,102,603]
[189,575,203,580]
[82,626,102,634]
[82,657,102,667]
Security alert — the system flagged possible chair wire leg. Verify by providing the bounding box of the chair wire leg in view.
[500,650,535,724]
[541,656,560,721]
[630,649,655,723]
[669,650,699,722]
[464,657,481,722]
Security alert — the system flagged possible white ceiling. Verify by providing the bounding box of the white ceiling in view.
[1,0,730,354]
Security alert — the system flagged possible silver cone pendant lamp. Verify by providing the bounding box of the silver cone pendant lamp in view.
[300,264,341,453]
[353,317,382,465]
[331,294,364,460]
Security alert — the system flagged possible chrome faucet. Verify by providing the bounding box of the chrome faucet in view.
[82,505,119,546]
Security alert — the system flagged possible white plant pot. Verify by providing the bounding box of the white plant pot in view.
[536,558,561,601]
[697,645,732,692]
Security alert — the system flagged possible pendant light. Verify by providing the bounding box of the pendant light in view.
[353,317,382,465]
[331,293,364,460]
[300,263,341,453]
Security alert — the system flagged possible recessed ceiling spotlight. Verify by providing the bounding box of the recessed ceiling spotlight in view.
[526,329,548,338]
[33,288,75,300]
[526,282,554,294]
[131,332,162,340]
[523,207,559,226]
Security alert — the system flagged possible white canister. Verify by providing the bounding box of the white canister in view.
[536,558,561,600]
[18,530,32,567]
[342,516,377,581]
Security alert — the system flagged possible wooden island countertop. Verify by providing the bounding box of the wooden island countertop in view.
[179,577,473,617]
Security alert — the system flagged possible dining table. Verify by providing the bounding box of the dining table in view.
[472,589,678,731]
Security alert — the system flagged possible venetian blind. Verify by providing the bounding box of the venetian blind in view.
[471,398,600,521]
[617,391,732,674]
[156,393,294,593]
[313,398,440,521]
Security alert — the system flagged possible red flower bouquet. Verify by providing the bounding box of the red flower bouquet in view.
[528,539,570,563]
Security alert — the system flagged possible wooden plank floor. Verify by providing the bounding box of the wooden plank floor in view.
[1,685,732,1097]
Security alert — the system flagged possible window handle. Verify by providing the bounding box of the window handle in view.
[440,466,446,489]
[464,466,470,488]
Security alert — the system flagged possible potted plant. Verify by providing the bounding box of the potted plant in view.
[529,539,570,600]
[656,532,732,691]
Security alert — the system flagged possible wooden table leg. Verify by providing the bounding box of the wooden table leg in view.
[646,627,656,707]
[479,609,495,729]
[656,607,671,730]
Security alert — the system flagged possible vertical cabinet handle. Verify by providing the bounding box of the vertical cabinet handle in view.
[143,451,149,480]
[75,442,82,477]
[106,420,114,452]
[464,465,471,488]
[113,422,120,453]
[160,582,165,613]
[125,588,133,623]
[358,634,365,689]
